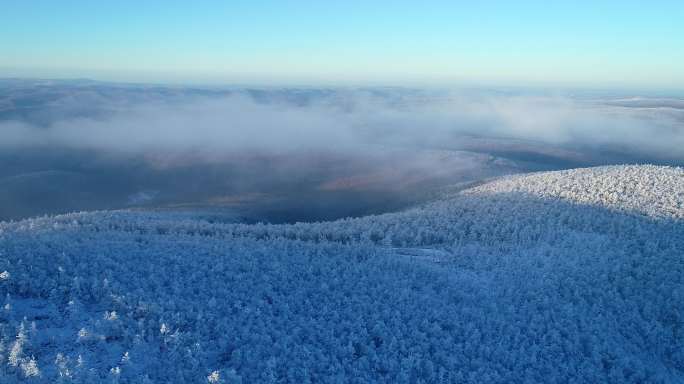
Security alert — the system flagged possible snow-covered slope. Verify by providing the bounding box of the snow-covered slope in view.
[0,165,682,383]
[465,165,684,219]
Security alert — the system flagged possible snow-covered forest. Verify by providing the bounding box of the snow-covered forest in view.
[0,165,682,383]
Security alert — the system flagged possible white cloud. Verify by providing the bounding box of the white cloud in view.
[1,90,682,162]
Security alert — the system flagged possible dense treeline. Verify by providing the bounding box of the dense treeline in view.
[0,165,682,383]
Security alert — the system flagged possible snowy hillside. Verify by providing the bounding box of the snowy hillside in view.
[464,165,684,219]
[0,165,682,383]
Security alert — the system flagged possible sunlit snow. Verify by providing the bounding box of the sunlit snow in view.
[0,165,682,383]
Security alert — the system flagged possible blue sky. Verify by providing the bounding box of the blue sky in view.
[1,1,683,88]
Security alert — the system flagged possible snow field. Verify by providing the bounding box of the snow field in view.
[0,165,682,383]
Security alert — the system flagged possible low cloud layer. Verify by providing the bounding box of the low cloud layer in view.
[1,84,683,221]
[1,88,683,164]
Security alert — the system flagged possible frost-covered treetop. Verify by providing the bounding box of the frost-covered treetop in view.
[0,165,682,383]
[465,165,684,219]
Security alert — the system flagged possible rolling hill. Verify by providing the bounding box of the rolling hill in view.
[0,165,682,383]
